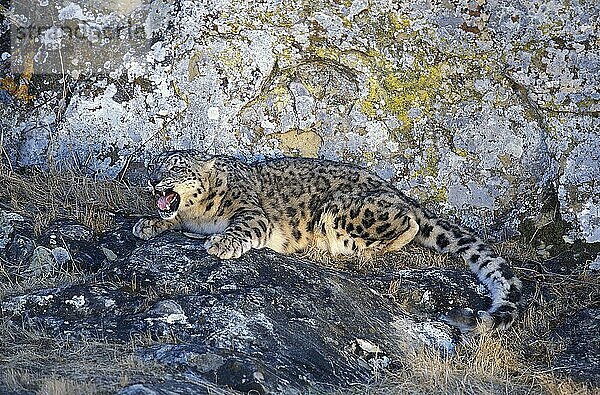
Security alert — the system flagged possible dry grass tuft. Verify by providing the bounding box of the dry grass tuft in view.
[0,321,167,395]
[0,268,85,301]
[0,163,152,234]
[533,373,594,395]
[38,377,98,395]
[354,345,527,394]
[351,331,596,395]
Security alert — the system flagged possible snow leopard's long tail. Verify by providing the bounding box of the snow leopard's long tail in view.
[412,208,522,331]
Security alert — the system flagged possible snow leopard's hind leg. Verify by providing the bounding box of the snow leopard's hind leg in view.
[316,192,420,257]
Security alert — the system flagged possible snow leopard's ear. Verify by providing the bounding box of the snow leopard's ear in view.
[196,157,217,175]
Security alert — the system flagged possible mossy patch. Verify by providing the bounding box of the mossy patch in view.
[361,62,445,132]
[412,146,440,178]
[216,45,244,75]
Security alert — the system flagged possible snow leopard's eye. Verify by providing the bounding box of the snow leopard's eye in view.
[168,165,188,174]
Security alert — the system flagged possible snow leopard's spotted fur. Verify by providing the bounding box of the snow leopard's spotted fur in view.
[133,150,522,331]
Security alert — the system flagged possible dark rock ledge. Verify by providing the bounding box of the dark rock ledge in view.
[2,209,597,393]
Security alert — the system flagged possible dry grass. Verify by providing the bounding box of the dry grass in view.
[0,162,152,301]
[0,164,160,394]
[350,238,599,394]
[0,321,168,394]
[0,163,152,235]
[1,163,599,394]
[0,268,85,302]
[351,334,595,395]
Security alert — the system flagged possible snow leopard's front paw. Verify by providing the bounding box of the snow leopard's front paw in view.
[133,218,170,240]
[204,233,252,259]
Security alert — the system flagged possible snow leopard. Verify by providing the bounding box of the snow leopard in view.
[133,150,522,331]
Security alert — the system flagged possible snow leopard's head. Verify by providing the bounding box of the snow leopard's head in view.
[146,150,215,219]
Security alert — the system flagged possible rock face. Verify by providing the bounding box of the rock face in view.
[2,210,473,393]
[1,1,599,242]
[550,308,600,384]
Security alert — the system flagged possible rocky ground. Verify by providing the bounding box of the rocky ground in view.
[1,211,462,394]
[0,172,598,394]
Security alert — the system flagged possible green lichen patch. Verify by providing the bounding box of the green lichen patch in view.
[361,63,445,132]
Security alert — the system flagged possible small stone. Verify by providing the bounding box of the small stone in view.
[149,300,184,316]
[191,352,225,373]
[65,295,86,309]
[164,313,188,325]
[589,255,600,271]
[52,247,71,266]
[101,246,118,261]
[220,284,238,292]
[253,371,265,382]
[352,338,382,354]
[28,246,58,277]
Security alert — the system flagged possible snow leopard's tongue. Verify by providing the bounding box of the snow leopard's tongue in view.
[157,192,177,211]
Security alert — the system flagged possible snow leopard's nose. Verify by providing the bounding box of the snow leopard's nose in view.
[148,175,160,187]
[148,177,161,192]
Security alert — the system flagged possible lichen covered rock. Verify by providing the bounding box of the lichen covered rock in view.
[1,1,599,242]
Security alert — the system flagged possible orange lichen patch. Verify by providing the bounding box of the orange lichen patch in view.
[1,51,35,102]
[0,77,35,102]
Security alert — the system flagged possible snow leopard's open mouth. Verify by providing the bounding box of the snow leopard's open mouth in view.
[155,189,180,218]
